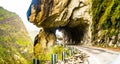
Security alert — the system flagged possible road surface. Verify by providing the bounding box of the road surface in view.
[72,46,120,64]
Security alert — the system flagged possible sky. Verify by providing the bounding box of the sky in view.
[0,0,40,41]
[0,0,40,31]
[56,29,63,38]
[0,0,63,41]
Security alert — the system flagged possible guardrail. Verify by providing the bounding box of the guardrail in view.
[33,46,76,64]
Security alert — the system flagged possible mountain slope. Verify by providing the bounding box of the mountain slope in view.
[92,0,120,47]
[0,7,33,64]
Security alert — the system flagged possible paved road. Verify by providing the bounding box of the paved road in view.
[72,46,120,64]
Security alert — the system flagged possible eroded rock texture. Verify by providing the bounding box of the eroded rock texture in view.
[34,28,56,56]
[27,0,92,56]
[28,0,91,28]
[28,0,92,41]
[27,0,92,57]
[27,0,120,58]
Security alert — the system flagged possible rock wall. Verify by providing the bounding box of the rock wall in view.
[27,0,92,57]
[28,0,91,28]
[92,0,120,47]
[27,0,120,58]
[28,0,92,42]
[34,28,56,56]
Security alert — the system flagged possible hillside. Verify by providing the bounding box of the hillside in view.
[92,0,120,47]
[0,7,33,64]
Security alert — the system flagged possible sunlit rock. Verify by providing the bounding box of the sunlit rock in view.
[27,0,120,59]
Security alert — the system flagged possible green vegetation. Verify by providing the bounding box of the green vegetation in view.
[51,46,70,59]
[92,0,120,47]
[0,7,16,21]
[36,45,70,64]
[0,7,33,64]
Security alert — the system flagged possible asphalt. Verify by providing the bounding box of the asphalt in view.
[72,46,120,64]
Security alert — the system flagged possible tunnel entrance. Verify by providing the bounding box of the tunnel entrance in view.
[55,22,89,45]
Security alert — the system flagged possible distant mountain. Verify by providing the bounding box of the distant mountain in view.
[0,7,33,64]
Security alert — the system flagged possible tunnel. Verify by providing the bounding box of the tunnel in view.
[55,22,89,45]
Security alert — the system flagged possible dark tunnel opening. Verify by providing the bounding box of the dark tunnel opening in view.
[55,22,89,45]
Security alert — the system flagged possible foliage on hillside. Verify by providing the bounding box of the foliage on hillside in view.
[0,7,33,64]
[92,0,120,47]
[35,45,70,64]
[0,7,16,21]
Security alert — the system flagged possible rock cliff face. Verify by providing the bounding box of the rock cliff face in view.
[0,7,32,64]
[92,0,120,47]
[28,0,92,45]
[27,0,120,57]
